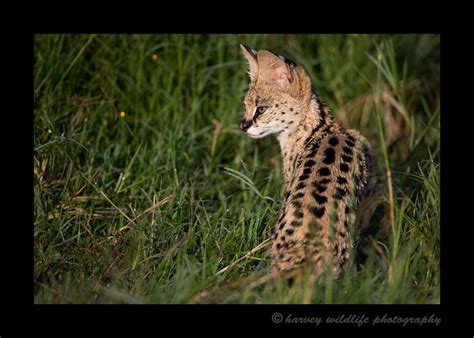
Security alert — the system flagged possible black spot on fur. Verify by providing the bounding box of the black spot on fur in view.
[334,188,347,199]
[312,190,328,204]
[302,167,312,176]
[309,206,325,218]
[296,182,306,190]
[318,167,331,176]
[342,146,353,155]
[299,174,310,181]
[278,221,285,230]
[292,200,302,208]
[345,139,355,147]
[345,206,349,214]
[340,163,350,172]
[314,184,327,193]
[337,176,347,185]
[319,178,331,185]
[294,191,305,199]
[314,179,330,193]
[290,108,293,111]
[304,159,316,168]
[307,149,318,158]
[303,121,326,147]
[328,137,339,146]
[323,148,335,164]
[342,155,352,163]
[285,228,294,235]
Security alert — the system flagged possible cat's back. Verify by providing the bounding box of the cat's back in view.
[271,125,376,275]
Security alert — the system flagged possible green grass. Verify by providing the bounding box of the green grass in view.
[34,34,440,304]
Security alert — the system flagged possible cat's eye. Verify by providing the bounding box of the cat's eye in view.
[255,106,267,117]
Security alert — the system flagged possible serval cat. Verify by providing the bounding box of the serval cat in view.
[239,44,387,278]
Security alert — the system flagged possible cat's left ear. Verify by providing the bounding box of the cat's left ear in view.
[240,43,258,81]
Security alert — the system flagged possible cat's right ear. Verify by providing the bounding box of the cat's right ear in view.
[240,43,258,81]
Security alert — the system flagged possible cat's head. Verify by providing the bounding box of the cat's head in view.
[239,44,313,139]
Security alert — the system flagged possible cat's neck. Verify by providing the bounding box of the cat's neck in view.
[277,93,337,187]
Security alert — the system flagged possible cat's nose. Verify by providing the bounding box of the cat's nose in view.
[240,119,252,132]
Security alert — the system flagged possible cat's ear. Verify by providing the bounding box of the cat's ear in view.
[240,43,258,81]
[257,50,292,91]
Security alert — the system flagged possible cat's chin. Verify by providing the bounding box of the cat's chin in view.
[245,128,266,139]
[246,127,281,139]
[247,129,285,139]
[247,131,271,139]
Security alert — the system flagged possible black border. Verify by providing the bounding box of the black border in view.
[8,13,459,333]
